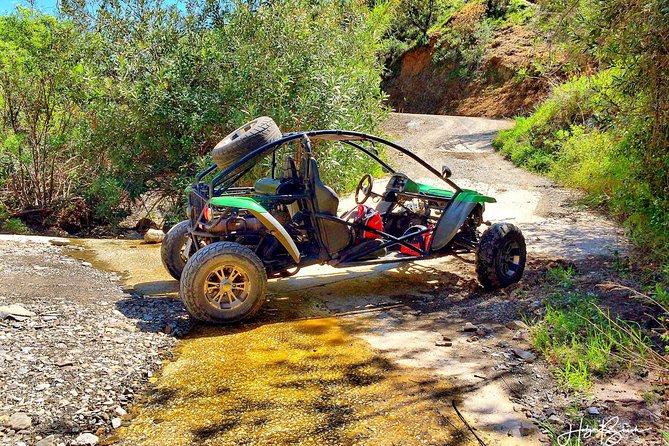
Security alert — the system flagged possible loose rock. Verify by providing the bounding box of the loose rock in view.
[143,229,165,244]
[75,432,99,445]
[8,412,32,430]
[462,322,478,332]
[506,320,528,330]
[519,421,536,436]
[49,238,70,247]
[512,347,536,362]
[0,304,36,318]
[35,435,57,446]
[586,407,600,416]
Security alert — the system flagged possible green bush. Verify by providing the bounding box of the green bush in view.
[0,9,91,215]
[2,217,30,234]
[0,201,8,222]
[0,1,389,229]
[433,1,491,76]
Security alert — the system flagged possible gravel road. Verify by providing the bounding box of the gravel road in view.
[0,236,187,446]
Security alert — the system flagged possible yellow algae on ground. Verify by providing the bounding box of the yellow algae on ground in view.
[112,318,473,446]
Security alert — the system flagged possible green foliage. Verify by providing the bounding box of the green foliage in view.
[1,217,30,234]
[391,0,452,44]
[432,1,492,77]
[0,201,8,221]
[495,68,669,264]
[0,1,389,230]
[498,0,669,265]
[546,264,575,289]
[0,9,90,213]
[531,289,636,392]
[77,0,388,208]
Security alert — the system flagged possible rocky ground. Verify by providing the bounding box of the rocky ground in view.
[0,236,190,446]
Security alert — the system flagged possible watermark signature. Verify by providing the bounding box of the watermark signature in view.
[556,416,652,445]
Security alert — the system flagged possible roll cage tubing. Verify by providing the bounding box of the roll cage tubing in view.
[203,130,463,197]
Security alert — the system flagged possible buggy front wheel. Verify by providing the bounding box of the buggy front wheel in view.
[476,223,526,290]
[180,242,267,323]
[161,220,191,280]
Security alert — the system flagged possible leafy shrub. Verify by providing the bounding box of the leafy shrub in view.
[1,217,30,234]
[0,1,389,229]
[0,9,90,215]
[77,0,389,203]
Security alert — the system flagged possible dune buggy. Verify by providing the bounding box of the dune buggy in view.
[162,117,526,323]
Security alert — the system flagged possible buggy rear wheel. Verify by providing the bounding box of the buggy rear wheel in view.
[180,242,267,323]
[476,223,526,290]
[161,220,191,280]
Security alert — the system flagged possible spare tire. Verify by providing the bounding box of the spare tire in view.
[211,117,282,170]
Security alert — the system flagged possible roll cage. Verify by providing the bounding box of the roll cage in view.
[190,130,495,269]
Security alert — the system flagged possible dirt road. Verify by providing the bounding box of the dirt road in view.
[0,113,631,445]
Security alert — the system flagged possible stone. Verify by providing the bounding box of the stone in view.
[0,305,36,318]
[114,406,127,417]
[548,415,562,424]
[35,435,57,446]
[8,412,31,430]
[586,406,600,416]
[75,433,99,445]
[49,238,70,247]
[519,421,536,436]
[35,383,50,391]
[143,229,165,244]
[512,347,536,362]
[462,322,478,332]
[512,330,529,341]
[435,341,452,347]
[55,359,74,368]
[506,320,528,330]
[111,417,122,429]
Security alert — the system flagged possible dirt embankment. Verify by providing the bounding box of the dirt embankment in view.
[383,25,549,118]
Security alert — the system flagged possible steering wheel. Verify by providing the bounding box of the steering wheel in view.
[355,174,374,204]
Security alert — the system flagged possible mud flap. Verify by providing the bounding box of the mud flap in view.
[430,201,479,251]
[249,210,301,264]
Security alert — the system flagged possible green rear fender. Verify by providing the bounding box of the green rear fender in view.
[455,189,496,204]
[208,196,300,264]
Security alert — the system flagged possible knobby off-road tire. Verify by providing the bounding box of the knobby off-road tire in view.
[161,220,191,280]
[211,117,282,170]
[476,223,526,290]
[180,242,267,324]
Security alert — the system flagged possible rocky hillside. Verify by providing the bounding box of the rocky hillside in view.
[382,1,551,118]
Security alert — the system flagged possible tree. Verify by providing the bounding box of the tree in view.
[0,9,91,216]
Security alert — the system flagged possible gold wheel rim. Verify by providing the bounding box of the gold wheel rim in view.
[203,264,250,311]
